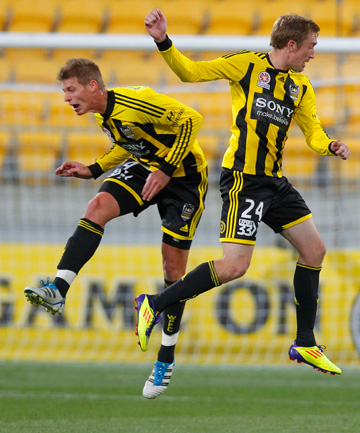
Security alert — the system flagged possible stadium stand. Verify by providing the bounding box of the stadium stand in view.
[4,0,59,32]
[104,0,154,34]
[0,131,11,170]
[55,0,107,33]
[0,91,48,128]
[204,1,257,35]
[16,131,63,176]
[155,0,209,35]
[65,131,111,164]
[0,0,358,184]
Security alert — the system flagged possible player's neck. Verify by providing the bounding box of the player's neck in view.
[268,50,290,72]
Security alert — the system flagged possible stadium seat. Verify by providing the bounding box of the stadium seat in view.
[156,0,208,34]
[0,1,12,31]
[253,0,311,36]
[308,0,338,37]
[101,49,175,87]
[0,91,48,127]
[0,54,14,82]
[0,131,11,170]
[282,135,320,180]
[4,49,60,84]
[65,131,112,165]
[47,93,97,128]
[6,0,59,32]
[16,131,64,175]
[105,0,153,34]
[204,1,257,35]
[56,0,107,33]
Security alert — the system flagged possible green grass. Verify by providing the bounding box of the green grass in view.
[0,361,359,433]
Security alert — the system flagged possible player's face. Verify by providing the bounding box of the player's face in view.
[61,76,96,115]
[289,32,317,72]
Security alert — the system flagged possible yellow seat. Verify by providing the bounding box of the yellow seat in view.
[282,135,320,180]
[7,0,59,32]
[204,1,256,35]
[305,53,338,83]
[16,131,63,174]
[65,132,111,165]
[253,0,312,36]
[5,49,60,84]
[308,0,338,37]
[0,91,48,127]
[0,131,11,170]
[0,55,14,82]
[105,0,153,34]
[0,1,12,31]
[47,93,97,128]
[156,0,208,35]
[98,50,169,87]
[56,0,107,33]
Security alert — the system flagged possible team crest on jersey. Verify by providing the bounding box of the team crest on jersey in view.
[257,71,271,90]
[289,83,300,101]
[220,221,226,234]
[119,125,135,140]
[103,127,115,143]
[181,203,195,221]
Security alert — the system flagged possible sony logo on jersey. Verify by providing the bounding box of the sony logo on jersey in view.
[255,97,294,118]
[251,93,295,130]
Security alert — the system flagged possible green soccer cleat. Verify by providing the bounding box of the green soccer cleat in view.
[289,343,342,375]
[134,294,161,352]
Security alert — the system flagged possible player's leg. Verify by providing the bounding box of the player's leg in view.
[142,243,188,399]
[25,159,148,315]
[24,191,120,314]
[282,218,326,346]
[141,168,208,397]
[135,241,255,352]
[135,169,262,351]
[264,178,341,374]
[281,219,341,374]
[158,242,189,363]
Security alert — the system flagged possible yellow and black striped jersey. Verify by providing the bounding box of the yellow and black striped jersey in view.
[158,38,335,177]
[93,86,206,177]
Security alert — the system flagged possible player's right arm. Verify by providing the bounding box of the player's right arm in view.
[56,145,131,179]
[55,161,92,179]
[145,8,243,83]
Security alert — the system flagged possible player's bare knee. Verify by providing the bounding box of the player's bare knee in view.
[217,259,249,283]
[300,242,326,267]
[163,261,184,282]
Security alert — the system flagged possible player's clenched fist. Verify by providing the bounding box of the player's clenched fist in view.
[145,8,167,43]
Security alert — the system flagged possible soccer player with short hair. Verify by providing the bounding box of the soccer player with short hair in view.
[135,10,351,375]
[24,58,208,398]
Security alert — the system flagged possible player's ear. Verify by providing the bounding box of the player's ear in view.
[88,79,98,92]
[288,40,297,52]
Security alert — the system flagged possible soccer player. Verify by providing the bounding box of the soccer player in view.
[134,10,351,375]
[24,58,208,398]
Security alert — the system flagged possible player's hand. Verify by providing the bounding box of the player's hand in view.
[145,8,167,43]
[55,161,93,179]
[142,170,171,201]
[330,140,351,160]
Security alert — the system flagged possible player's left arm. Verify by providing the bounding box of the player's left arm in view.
[294,81,350,159]
[329,140,350,160]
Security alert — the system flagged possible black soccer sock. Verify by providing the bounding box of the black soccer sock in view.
[157,279,186,364]
[152,261,221,312]
[55,218,104,297]
[293,262,321,347]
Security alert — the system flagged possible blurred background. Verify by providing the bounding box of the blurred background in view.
[0,0,360,368]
